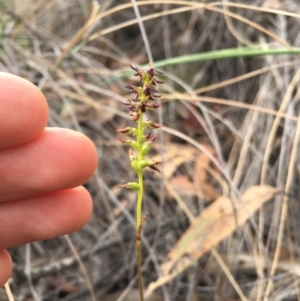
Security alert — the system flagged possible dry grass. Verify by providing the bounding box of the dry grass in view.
[1,0,300,300]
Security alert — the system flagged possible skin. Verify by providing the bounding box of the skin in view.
[0,72,98,286]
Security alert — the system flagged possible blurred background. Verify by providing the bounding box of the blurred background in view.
[1,0,300,300]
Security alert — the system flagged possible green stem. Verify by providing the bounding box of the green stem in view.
[136,171,144,301]
[136,114,144,229]
[136,113,144,301]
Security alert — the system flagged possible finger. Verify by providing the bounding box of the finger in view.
[0,250,12,287]
[0,128,98,202]
[0,72,48,148]
[0,186,93,249]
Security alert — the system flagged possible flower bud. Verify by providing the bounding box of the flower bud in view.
[121,100,138,111]
[116,127,137,135]
[144,120,163,129]
[131,159,141,172]
[141,144,150,156]
[145,103,162,110]
[118,137,130,144]
[131,141,139,150]
[124,83,137,94]
[136,159,161,172]
[118,182,140,191]
[118,138,139,150]
[147,160,162,173]
[141,137,155,155]
[138,160,149,169]
[143,86,162,99]
[116,127,131,134]
[147,62,163,77]
[142,133,151,141]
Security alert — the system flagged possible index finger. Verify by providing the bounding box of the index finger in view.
[0,72,48,148]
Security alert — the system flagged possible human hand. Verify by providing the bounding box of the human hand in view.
[0,72,98,286]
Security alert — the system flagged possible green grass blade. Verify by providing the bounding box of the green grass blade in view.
[109,46,300,83]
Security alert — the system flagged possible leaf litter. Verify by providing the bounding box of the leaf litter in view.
[145,185,277,298]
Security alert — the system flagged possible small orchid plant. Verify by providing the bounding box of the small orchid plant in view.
[117,62,164,301]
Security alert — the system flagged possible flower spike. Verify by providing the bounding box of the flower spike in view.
[117,63,164,301]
